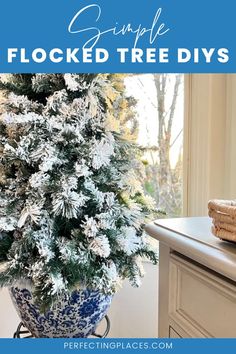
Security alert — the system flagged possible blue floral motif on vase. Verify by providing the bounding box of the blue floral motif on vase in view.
[9,285,112,338]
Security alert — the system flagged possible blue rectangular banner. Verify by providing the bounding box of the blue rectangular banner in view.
[1,338,236,354]
[0,0,235,72]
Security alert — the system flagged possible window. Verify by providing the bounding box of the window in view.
[125,74,184,217]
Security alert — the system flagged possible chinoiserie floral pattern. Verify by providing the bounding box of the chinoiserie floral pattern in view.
[9,286,112,338]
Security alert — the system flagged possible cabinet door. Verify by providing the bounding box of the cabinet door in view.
[169,327,182,338]
[169,253,236,337]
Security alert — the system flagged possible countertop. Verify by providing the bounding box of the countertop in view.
[145,217,236,282]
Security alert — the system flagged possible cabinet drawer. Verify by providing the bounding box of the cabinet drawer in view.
[169,254,236,337]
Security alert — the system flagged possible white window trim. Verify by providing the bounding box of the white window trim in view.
[183,74,235,217]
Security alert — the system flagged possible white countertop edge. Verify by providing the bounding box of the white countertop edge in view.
[145,223,236,282]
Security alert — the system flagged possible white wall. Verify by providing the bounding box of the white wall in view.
[224,75,236,199]
[0,262,158,338]
[0,288,20,337]
[184,74,236,216]
[107,262,159,338]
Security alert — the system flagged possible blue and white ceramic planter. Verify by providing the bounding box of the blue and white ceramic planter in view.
[9,284,112,338]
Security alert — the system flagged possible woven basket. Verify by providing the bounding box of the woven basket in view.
[208,199,236,243]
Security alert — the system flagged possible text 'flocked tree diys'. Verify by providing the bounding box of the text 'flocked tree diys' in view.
[0,74,157,310]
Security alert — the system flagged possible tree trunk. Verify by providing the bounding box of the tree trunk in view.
[153,74,182,215]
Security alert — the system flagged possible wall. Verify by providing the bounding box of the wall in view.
[0,262,158,338]
[184,74,236,216]
[224,75,236,199]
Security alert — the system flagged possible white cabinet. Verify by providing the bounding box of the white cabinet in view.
[146,217,236,338]
[169,327,182,338]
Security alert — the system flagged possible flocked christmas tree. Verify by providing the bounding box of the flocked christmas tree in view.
[0,74,157,309]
